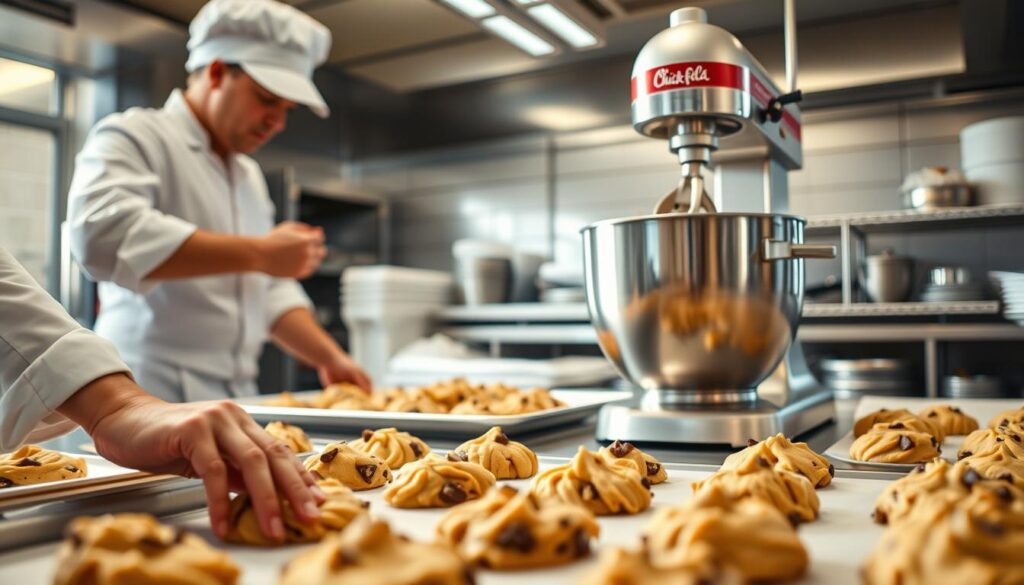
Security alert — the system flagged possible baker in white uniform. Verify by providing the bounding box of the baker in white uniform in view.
[0,248,321,542]
[68,0,369,402]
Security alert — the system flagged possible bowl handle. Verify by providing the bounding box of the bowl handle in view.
[763,240,837,261]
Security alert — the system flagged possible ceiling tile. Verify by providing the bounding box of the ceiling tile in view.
[307,0,481,63]
[346,37,540,92]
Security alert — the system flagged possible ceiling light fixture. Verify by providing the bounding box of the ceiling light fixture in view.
[439,0,496,19]
[481,15,556,56]
[527,3,599,48]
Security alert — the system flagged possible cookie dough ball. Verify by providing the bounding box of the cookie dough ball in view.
[645,484,808,582]
[960,443,1024,485]
[225,479,369,546]
[264,421,313,454]
[581,545,742,585]
[855,409,944,442]
[0,445,87,488]
[382,388,448,414]
[959,427,1024,461]
[278,516,475,585]
[988,407,1024,430]
[873,458,1024,525]
[436,485,599,569]
[54,513,239,585]
[691,453,820,524]
[862,483,1024,585]
[349,428,430,470]
[849,422,941,464]
[418,378,477,410]
[487,388,566,415]
[383,457,495,508]
[304,443,391,491]
[918,405,979,436]
[598,440,668,485]
[721,434,834,488]
[531,446,652,516]
[312,383,375,411]
[262,391,309,408]
[449,426,538,480]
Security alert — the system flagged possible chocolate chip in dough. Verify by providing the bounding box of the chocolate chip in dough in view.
[462,566,477,585]
[828,464,836,477]
[361,429,374,442]
[914,464,927,474]
[899,435,914,451]
[439,482,467,505]
[996,486,1013,502]
[927,412,938,418]
[977,520,1006,537]
[756,456,770,468]
[555,542,568,555]
[65,465,79,473]
[962,468,981,488]
[997,437,1005,443]
[355,464,377,484]
[573,528,591,557]
[494,521,535,553]
[0,477,14,488]
[646,462,661,477]
[641,478,651,489]
[15,457,41,467]
[872,509,888,524]
[608,440,634,457]
[330,547,358,570]
[494,431,510,445]
[1012,434,1022,443]
[959,451,973,461]
[931,436,938,448]
[890,422,906,430]
[320,448,339,464]
[952,407,962,413]
[747,438,758,447]
[447,450,469,462]
[410,442,423,458]
[1000,473,1014,484]
[787,511,802,526]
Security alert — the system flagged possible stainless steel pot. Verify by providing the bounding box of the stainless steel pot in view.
[860,250,913,303]
[581,212,834,401]
[902,185,973,210]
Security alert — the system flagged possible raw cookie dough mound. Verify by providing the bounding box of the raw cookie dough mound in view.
[862,483,1024,585]
[849,422,941,464]
[721,434,834,488]
[436,485,599,569]
[598,440,668,485]
[959,427,1024,461]
[418,378,479,410]
[383,457,495,508]
[917,404,979,436]
[487,387,566,415]
[278,516,475,585]
[645,484,808,582]
[691,453,820,524]
[959,442,1024,485]
[264,421,313,454]
[873,458,1024,525]
[54,513,239,585]
[988,406,1024,430]
[381,388,447,414]
[262,391,309,408]
[304,443,391,490]
[0,445,86,488]
[312,383,375,411]
[349,427,430,470]
[449,426,539,480]
[531,446,652,516]
[581,545,743,585]
[854,408,944,441]
[225,478,369,546]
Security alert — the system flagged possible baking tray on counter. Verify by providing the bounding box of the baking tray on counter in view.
[825,395,1022,471]
[236,389,634,438]
[0,456,900,585]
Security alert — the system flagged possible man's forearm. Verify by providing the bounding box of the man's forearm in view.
[145,229,263,280]
[56,373,159,436]
[269,307,342,367]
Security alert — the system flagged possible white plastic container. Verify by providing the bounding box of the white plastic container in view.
[342,301,447,384]
[965,160,1024,206]
[342,265,453,290]
[960,116,1024,169]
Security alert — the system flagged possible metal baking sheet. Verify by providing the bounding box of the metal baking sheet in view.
[237,390,634,438]
[0,457,899,585]
[0,455,169,512]
[824,395,1023,471]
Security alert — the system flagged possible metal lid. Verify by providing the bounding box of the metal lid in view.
[819,358,911,373]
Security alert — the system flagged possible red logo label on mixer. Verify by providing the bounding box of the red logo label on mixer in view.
[632,62,744,100]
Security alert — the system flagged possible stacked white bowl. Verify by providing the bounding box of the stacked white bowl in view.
[341,266,454,383]
[990,271,1024,326]
[960,116,1024,206]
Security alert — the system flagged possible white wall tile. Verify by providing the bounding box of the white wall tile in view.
[801,104,900,152]
[905,141,961,173]
[790,146,902,191]
[903,98,1024,142]
[556,139,675,176]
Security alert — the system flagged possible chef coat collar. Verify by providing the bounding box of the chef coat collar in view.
[164,89,214,153]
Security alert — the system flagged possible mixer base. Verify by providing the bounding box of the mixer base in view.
[595,388,834,447]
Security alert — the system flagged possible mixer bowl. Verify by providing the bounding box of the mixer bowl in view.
[582,212,831,401]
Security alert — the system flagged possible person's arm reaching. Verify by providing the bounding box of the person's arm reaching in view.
[270,307,372,392]
[0,248,320,542]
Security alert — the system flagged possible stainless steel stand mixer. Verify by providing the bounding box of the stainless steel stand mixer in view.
[585,3,837,447]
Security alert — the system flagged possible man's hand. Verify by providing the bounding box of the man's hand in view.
[255,222,326,279]
[58,373,323,543]
[318,353,372,393]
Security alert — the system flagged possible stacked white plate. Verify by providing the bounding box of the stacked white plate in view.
[920,282,986,302]
[990,270,1024,325]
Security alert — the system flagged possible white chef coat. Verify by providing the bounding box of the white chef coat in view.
[0,249,130,451]
[67,89,312,402]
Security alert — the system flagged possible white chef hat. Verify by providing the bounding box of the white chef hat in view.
[186,0,332,118]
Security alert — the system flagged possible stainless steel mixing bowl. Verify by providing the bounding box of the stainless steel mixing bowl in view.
[582,212,833,402]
